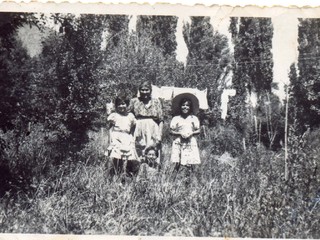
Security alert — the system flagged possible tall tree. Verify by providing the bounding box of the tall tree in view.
[136,15,178,58]
[183,16,231,116]
[101,15,184,97]
[288,64,302,126]
[135,15,183,87]
[296,18,320,130]
[227,17,274,143]
[231,17,273,96]
[104,15,129,51]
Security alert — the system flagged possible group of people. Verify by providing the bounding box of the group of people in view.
[105,80,201,180]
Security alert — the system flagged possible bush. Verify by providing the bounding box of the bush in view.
[200,123,244,156]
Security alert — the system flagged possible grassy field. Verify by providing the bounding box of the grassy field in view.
[0,124,319,237]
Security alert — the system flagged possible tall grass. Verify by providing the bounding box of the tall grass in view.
[0,124,319,237]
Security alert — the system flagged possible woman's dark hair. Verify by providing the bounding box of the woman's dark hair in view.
[144,146,159,158]
[115,95,129,107]
[139,80,152,91]
[180,98,193,114]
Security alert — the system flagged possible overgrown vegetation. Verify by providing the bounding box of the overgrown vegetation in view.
[0,13,319,237]
[0,125,319,237]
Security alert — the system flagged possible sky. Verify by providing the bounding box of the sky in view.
[17,25,44,57]
[17,14,298,100]
[272,15,299,100]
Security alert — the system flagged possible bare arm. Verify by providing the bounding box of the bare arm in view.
[158,121,163,139]
[106,120,114,130]
[192,129,200,136]
[191,118,201,136]
[170,125,182,136]
[170,130,182,136]
[130,124,136,136]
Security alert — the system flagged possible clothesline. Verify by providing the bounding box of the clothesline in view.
[1,54,320,73]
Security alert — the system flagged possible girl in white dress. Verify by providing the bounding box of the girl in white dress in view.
[107,95,139,175]
[170,93,201,174]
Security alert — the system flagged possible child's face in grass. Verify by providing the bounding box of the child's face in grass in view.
[116,101,127,114]
[146,149,157,162]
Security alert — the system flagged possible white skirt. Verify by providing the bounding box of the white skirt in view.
[170,136,201,165]
[108,131,139,161]
[134,119,161,148]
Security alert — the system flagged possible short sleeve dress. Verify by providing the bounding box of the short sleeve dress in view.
[170,115,201,165]
[107,112,138,161]
[129,97,163,155]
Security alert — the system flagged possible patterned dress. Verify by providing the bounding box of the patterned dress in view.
[107,112,138,161]
[129,97,163,156]
[170,115,201,165]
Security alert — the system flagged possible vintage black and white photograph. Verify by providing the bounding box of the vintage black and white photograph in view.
[0,3,319,238]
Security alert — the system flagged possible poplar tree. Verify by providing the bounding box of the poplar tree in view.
[228,17,274,144]
[288,64,301,126]
[231,17,273,96]
[137,15,178,58]
[183,16,231,114]
[296,18,320,130]
[135,15,183,87]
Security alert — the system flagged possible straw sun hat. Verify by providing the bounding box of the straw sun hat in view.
[171,92,200,116]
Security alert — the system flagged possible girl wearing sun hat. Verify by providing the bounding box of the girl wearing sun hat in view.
[170,92,201,176]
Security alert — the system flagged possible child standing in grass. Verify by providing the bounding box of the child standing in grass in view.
[170,93,201,177]
[106,95,140,176]
[137,146,160,180]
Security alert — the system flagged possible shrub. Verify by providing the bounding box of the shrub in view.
[201,123,244,156]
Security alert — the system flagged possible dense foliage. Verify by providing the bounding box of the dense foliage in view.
[292,19,320,132]
[227,17,284,150]
[0,13,319,238]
